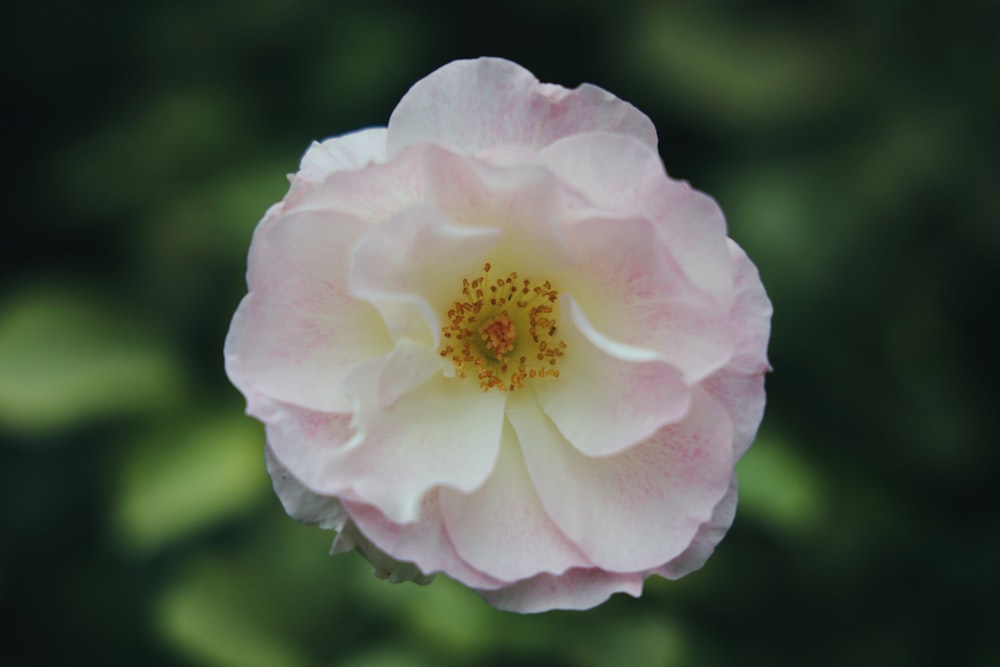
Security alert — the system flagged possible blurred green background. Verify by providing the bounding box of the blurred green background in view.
[3,0,998,665]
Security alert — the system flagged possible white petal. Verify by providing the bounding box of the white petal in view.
[422,146,573,274]
[300,128,387,177]
[387,58,657,155]
[534,304,692,457]
[506,388,733,572]
[238,210,392,413]
[439,424,591,581]
[322,357,507,523]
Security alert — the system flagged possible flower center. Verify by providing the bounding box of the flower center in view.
[440,261,566,392]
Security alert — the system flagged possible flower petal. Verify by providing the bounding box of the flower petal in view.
[541,132,733,299]
[506,387,733,572]
[345,492,509,590]
[564,216,733,383]
[264,444,347,531]
[534,303,692,457]
[292,142,426,224]
[439,424,591,582]
[238,210,393,413]
[387,58,657,156]
[724,239,773,375]
[422,146,573,273]
[349,204,503,347]
[326,356,507,523]
[659,475,738,580]
[331,519,435,585]
[479,568,646,613]
[300,128,388,177]
[224,294,283,423]
[703,371,766,461]
[285,128,389,210]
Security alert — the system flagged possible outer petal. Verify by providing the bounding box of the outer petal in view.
[349,204,502,346]
[324,355,507,524]
[541,132,732,299]
[387,58,657,156]
[264,444,346,531]
[702,240,771,460]
[659,475,738,579]
[224,295,283,423]
[264,407,356,499]
[534,303,692,457]
[237,210,393,413]
[479,568,646,613]
[300,128,387,176]
[723,239,773,375]
[703,372,766,462]
[292,142,427,224]
[345,492,509,591]
[564,216,733,383]
[331,519,434,585]
[439,424,591,582]
[285,128,389,209]
[506,388,733,572]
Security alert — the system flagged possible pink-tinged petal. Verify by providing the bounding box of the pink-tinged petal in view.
[348,205,502,346]
[239,210,392,413]
[725,239,773,375]
[423,146,572,273]
[322,357,507,524]
[700,241,771,460]
[285,128,388,210]
[659,475,738,580]
[264,444,346,531]
[345,492,509,590]
[223,295,283,423]
[506,388,733,572]
[479,568,646,613]
[541,132,733,299]
[264,406,355,488]
[292,142,427,223]
[565,216,733,383]
[534,304,692,457]
[387,58,657,156]
[331,519,435,585]
[439,424,591,581]
[703,371,766,461]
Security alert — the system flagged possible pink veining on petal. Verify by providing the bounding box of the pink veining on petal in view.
[439,425,592,582]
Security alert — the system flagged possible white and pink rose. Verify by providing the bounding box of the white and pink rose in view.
[225,58,771,612]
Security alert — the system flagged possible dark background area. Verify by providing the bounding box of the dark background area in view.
[2,0,998,665]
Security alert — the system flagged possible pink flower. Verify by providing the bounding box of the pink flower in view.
[225,58,771,612]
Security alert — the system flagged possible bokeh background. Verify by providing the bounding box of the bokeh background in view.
[3,0,998,665]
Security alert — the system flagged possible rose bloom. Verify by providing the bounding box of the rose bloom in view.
[225,58,771,613]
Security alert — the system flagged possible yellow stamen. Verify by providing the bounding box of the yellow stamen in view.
[440,261,567,391]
